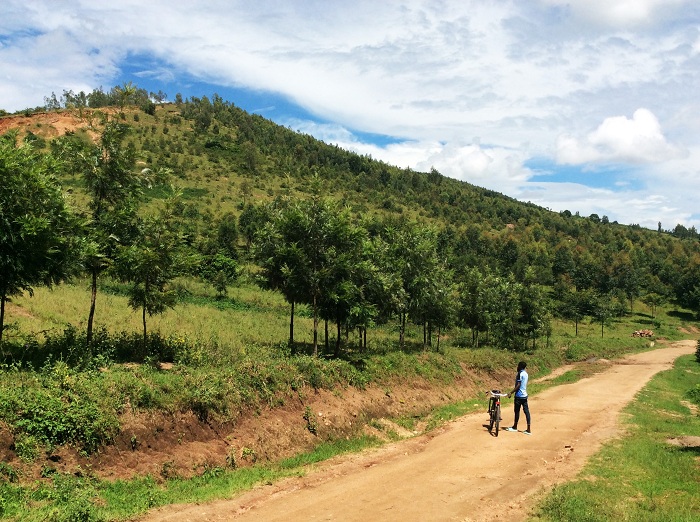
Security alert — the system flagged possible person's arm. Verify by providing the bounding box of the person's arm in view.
[508,375,521,398]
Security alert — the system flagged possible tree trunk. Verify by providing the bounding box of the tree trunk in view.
[335,319,341,357]
[289,301,295,353]
[399,312,406,349]
[325,318,329,353]
[87,268,98,348]
[142,303,148,352]
[0,292,5,347]
[312,294,318,357]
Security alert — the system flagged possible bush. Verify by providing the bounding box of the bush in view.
[0,363,119,453]
[687,384,700,406]
[0,326,181,369]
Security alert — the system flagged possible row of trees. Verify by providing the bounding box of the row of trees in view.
[2,120,554,354]
[43,82,167,117]
[5,86,700,356]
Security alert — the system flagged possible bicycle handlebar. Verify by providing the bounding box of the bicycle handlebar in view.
[488,390,508,397]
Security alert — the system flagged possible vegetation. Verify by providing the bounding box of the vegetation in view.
[1,84,700,518]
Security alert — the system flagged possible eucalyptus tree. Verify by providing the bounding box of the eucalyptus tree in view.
[420,264,457,350]
[53,122,140,346]
[609,249,643,312]
[641,291,666,320]
[318,211,375,356]
[458,267,487,346]
[0,133,77,345]
[591,293,615,338]
[674,260,700,319]
[239,203,272,251]
[478,272,522,350]
[518,268,552,350]
[253,205,306,352]
[555,281,591,336]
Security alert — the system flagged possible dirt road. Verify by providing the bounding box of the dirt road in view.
[141,340,695,522]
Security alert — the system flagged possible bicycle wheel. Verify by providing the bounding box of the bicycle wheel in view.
[488,399,495,433]
[494,403,501,436]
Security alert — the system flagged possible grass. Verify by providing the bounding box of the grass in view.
[531,354,700,521]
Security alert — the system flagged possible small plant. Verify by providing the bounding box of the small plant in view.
[225,447,237,469]
[13,434,39,462]
[160,460,177,480]
[40,465,58,478]
[303,406,318,435]
[0,462,18,482]
[241,446,257,463]
[686,384,700,405]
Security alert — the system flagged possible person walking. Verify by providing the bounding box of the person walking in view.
[504,361,531,435]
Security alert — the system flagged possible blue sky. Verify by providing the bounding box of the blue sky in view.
[2,1,699,229]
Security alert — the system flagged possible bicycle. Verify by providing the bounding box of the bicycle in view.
[487,389,508,436]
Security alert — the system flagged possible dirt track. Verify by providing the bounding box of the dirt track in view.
[141,340,695,522]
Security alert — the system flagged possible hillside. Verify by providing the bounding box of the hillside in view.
[4,98,700,312]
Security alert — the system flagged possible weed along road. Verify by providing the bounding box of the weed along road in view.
[141,340,696,522]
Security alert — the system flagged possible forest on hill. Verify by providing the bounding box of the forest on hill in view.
[3,83,700,360]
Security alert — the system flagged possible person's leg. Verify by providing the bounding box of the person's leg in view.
[522,399,531,433]
[512,398,522,429]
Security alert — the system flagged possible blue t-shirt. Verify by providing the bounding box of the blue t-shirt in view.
[515,369,528,398]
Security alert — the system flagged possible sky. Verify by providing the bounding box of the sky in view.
[1,1,699,230]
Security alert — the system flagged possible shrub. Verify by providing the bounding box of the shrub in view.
[687,384,700,406]
[0,364,119,454]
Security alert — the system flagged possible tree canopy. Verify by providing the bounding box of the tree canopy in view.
[0,134,77,344]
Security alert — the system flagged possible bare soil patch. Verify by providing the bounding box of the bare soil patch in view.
[0,111,86,139]
[666,436,700,448]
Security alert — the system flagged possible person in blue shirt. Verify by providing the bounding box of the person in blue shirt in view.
[505,361,531,435]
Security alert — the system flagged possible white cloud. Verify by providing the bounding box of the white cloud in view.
[538,0,690,29]
[556,109,685,165]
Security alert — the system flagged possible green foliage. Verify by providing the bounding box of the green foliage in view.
[303,406,318,434]
[686,378,700,405]
[0,363,119,453]
[1,325,179,367]
[0,134,78,343]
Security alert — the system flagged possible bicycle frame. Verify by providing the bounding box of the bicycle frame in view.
[487,390,507,436]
